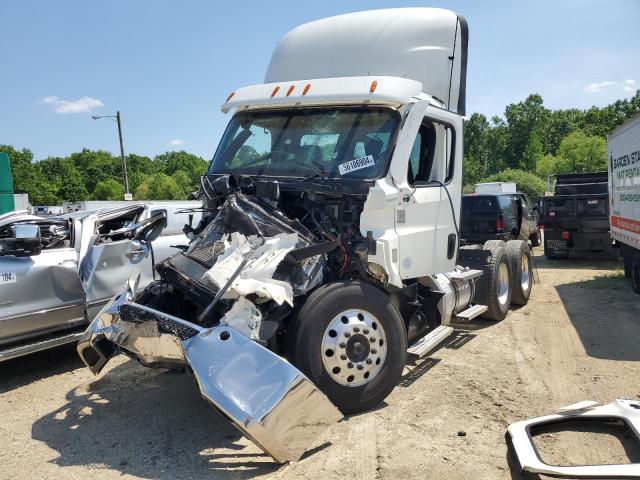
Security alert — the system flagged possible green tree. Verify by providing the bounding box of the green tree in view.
[135,173,185,200]
[69,149,120,194]
[92,179,125,200]
[479,169,547,199]
[38,156,89,202]
[172,170,192,195]
[154,150,208,186]
[521,131,543,172]
[556,130,607,173]
[503,94,549,170]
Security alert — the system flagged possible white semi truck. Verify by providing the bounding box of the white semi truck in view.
[77,8,534,463]
[608,113,640,293]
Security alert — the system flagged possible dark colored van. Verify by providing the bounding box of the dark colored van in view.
[538,172,612,259]
[461,193,540,246]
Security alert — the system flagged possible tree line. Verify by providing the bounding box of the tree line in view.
[0,146,208,205]
[2,90,639,205]
[464,90,640,198]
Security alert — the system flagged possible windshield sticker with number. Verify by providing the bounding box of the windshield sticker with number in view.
[338,155,375,175]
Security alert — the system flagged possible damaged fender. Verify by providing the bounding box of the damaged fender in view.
[77,293,343,463]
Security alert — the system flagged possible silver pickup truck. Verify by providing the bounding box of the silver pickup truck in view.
[0,202,201,361]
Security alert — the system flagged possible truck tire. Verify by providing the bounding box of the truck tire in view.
[530,229,541,247]
[622,246,633,279]
[505,240,533,305]
[290,280,407,414]
[475,240,513,321]
[632,254,640,294]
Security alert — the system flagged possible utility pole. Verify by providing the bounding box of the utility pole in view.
[92,111,131,199]
[116,111,130,197]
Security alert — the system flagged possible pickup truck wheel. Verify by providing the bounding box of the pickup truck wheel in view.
[478,241,512,320]
[505,240,533,305]
[291,280,407,414]
[632,254,640,294]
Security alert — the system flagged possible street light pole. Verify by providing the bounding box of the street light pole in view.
[92,111,130,199]
[116,111,130,195]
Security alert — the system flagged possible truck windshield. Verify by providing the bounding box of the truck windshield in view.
[208,107,400,180]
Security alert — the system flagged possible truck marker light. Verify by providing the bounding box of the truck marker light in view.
[562,231,570,240]
[286,85,295,96]
[271,86,280,97]
[303,83,311,95]
[370,80,378,93]
[496,216,504,232]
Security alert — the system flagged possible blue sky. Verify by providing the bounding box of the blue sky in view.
[1,0,638,161]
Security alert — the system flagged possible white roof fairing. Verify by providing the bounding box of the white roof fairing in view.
[264,8,468,115]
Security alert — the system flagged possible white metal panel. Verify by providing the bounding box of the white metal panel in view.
[608,114,640,249]
[475,182,517,194]
[265,8,467,113]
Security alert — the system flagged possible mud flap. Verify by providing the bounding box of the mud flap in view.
[183,326,343,463]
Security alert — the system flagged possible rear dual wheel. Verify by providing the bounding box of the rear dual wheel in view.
[474,240,513,321]
[290,281,407,414]
[505,240,533,305]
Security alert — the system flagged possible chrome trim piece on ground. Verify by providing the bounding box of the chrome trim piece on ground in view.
[77,292,342,463]
[507,399,640,478]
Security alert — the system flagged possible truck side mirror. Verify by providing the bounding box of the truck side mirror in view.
[0,224,42,257]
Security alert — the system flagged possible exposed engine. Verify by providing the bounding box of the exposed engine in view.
[134,174,374,351]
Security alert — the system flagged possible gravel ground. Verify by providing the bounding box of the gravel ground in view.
[1,247,639,480]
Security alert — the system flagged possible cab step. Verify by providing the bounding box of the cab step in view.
[455,304,488,322]
[407,325,454,358]
[0,331,84,362]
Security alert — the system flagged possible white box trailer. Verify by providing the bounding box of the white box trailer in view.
[608,113,640,293]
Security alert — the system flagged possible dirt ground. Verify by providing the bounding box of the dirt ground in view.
[1,247,639,480]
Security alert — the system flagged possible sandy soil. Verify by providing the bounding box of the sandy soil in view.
[1,247,639,480]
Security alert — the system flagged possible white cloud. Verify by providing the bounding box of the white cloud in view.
[39,95,104,113]
[623,79,637,93]
[168,139,185,147]
[583,81,617,93]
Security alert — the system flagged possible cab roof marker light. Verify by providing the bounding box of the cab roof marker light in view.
[286,85,295,96]
[271,86,280,97]
[302,83,311,95]
[370,80,378,93]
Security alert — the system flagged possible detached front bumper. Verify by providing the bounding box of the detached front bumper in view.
[77,292,342,463]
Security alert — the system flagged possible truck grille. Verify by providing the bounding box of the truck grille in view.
[167,253,217,291]
[118,304,199,341]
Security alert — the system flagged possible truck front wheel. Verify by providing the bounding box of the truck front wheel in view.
[291,281,407,414]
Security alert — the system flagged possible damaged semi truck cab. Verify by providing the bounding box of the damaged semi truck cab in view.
[78,8,531,463]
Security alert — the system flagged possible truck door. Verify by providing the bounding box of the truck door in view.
[80,209,165,320]
[392,106,463,278]
[0,244,85,345]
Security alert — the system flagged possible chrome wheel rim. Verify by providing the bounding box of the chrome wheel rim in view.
[521,254,531,292]
[321,309,387,387]
[497,262,510,306]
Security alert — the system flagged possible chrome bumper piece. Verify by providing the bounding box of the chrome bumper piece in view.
[77,292,342,463]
